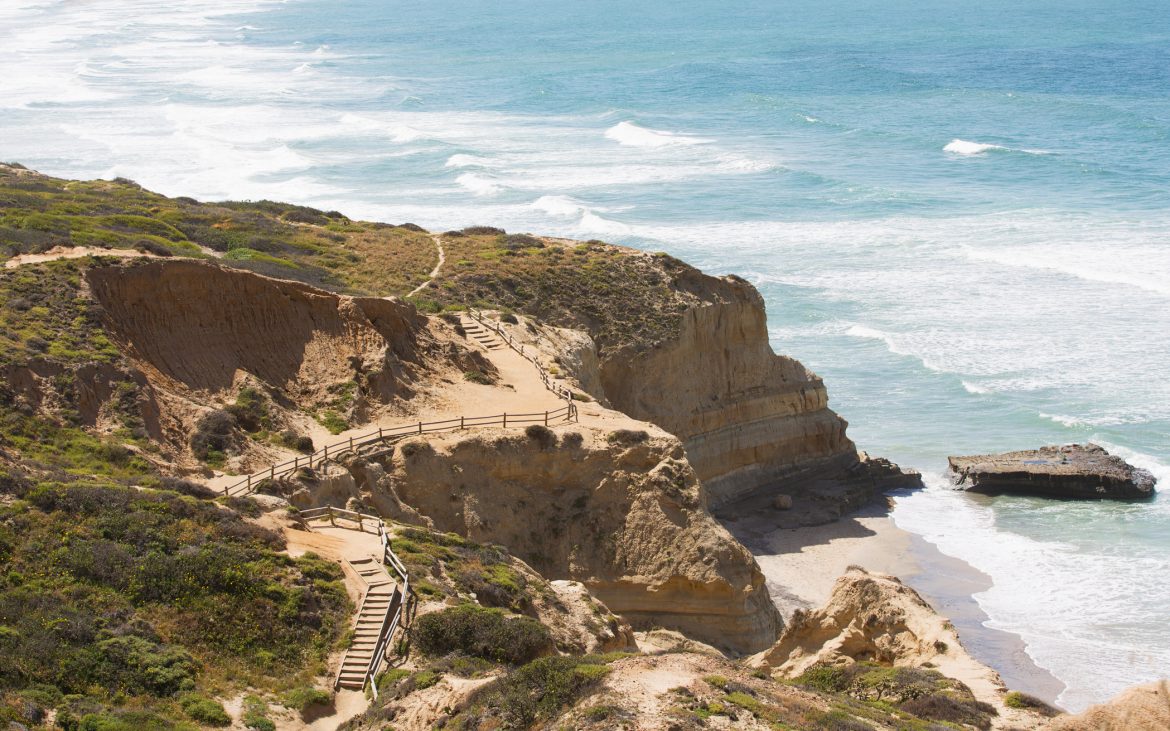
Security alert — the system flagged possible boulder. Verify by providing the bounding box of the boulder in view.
[949,443,1155,500]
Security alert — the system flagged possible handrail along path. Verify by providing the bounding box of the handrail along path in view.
[300,506,414,700]
[224,309,579,497]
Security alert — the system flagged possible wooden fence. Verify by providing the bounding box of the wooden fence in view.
[223,403,576,496]
[467,308,577,402]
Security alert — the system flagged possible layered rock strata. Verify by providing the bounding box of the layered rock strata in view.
[949,444,1156,500]
[577,273,860,506]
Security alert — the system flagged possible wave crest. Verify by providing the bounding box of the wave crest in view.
[604,121,712,148]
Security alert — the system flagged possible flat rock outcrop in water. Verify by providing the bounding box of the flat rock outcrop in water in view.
[948,443,1156,500]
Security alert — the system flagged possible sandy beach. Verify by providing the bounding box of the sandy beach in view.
[721,498,1068,707]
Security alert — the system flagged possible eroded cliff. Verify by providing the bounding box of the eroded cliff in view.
[595,274,857,506]
[272,426,782,655]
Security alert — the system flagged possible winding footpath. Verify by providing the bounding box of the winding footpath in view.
[406,234,445,297]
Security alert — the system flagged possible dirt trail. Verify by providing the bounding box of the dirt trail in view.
[406,235,445,297]
[3,244,224,268]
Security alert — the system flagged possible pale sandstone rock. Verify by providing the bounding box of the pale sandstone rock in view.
[549,273,859,507]
[1043,680,1170,731]
[291,427,781,654]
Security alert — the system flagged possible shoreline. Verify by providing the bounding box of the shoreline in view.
[721,499,1066,707]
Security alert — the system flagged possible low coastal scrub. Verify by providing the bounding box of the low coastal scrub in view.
[0,470,349,725]
[413,604,552,664]
[0,166,437,296]
[1004,690,1060,716]
[795,662,997,729]
[391,527,542,612]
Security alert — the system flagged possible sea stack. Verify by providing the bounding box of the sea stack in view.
[949,443,1156,500]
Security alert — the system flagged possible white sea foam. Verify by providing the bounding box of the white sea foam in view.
[445,154,491,168]
[529,195,587,217]
[944,139,1009,155]
[893,477,1170,712]
[604,121,713,147]
[456,172,503,196]
[964,244,1170,298]
[945,138,1050,156]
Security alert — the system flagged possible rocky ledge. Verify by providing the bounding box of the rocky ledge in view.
[949,443,1157,500]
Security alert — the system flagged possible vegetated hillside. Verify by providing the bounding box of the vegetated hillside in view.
[0,165,703,355]
[0,167,1063,731]
[0,466,350,730]
[0,163,437,295]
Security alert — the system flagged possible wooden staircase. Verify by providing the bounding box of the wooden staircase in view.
[337,557,402,691]
[460,314,505,351]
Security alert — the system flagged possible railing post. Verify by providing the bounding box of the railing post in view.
[502,413,507,428]
[349,436,354,450]
[460,415,464,429]
[328,506,335,526]
[544,411,548,426]
[323,444,328,459]
[270,466,275,480]
[417,421,422,434]
[378,427,383,439]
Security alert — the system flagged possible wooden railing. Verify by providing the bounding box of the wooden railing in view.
[300,506,413,700]
[223,403,577,496]
[467,308,577,403]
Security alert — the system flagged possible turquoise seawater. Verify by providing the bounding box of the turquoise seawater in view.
[3,0,1168,710]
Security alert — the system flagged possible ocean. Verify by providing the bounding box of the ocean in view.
[2,0,1168,711]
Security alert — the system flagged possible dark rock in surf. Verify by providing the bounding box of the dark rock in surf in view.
[948,443,1156,501]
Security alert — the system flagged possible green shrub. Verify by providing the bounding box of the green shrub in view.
[495,656,610,728]
[179,693,231,726]
[226,388,269,432]
[280,686,331,713]
[412,605,551,665]
[900,692,995,730]
[524,424,557,449]
[1004,691,1059,716]
[497,234,544,251]
[190,409,238,460]
[462,226,504,236]
[463,370,493,385]
[241,696,274,731]
[797,663,851,693]
[606,429,648,446]
[317,410,347,435]
[453,563,528,611]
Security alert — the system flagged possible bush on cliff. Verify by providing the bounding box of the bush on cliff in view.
[413,605,551,665]
[606,429,648,446]
[190,409,238,463]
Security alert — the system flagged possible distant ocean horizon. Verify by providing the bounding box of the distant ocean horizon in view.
[3,0,1168,711]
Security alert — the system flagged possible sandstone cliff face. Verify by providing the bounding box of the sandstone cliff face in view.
[581,273,855,506]
[87,260,431,408]
[280,427,781,655]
